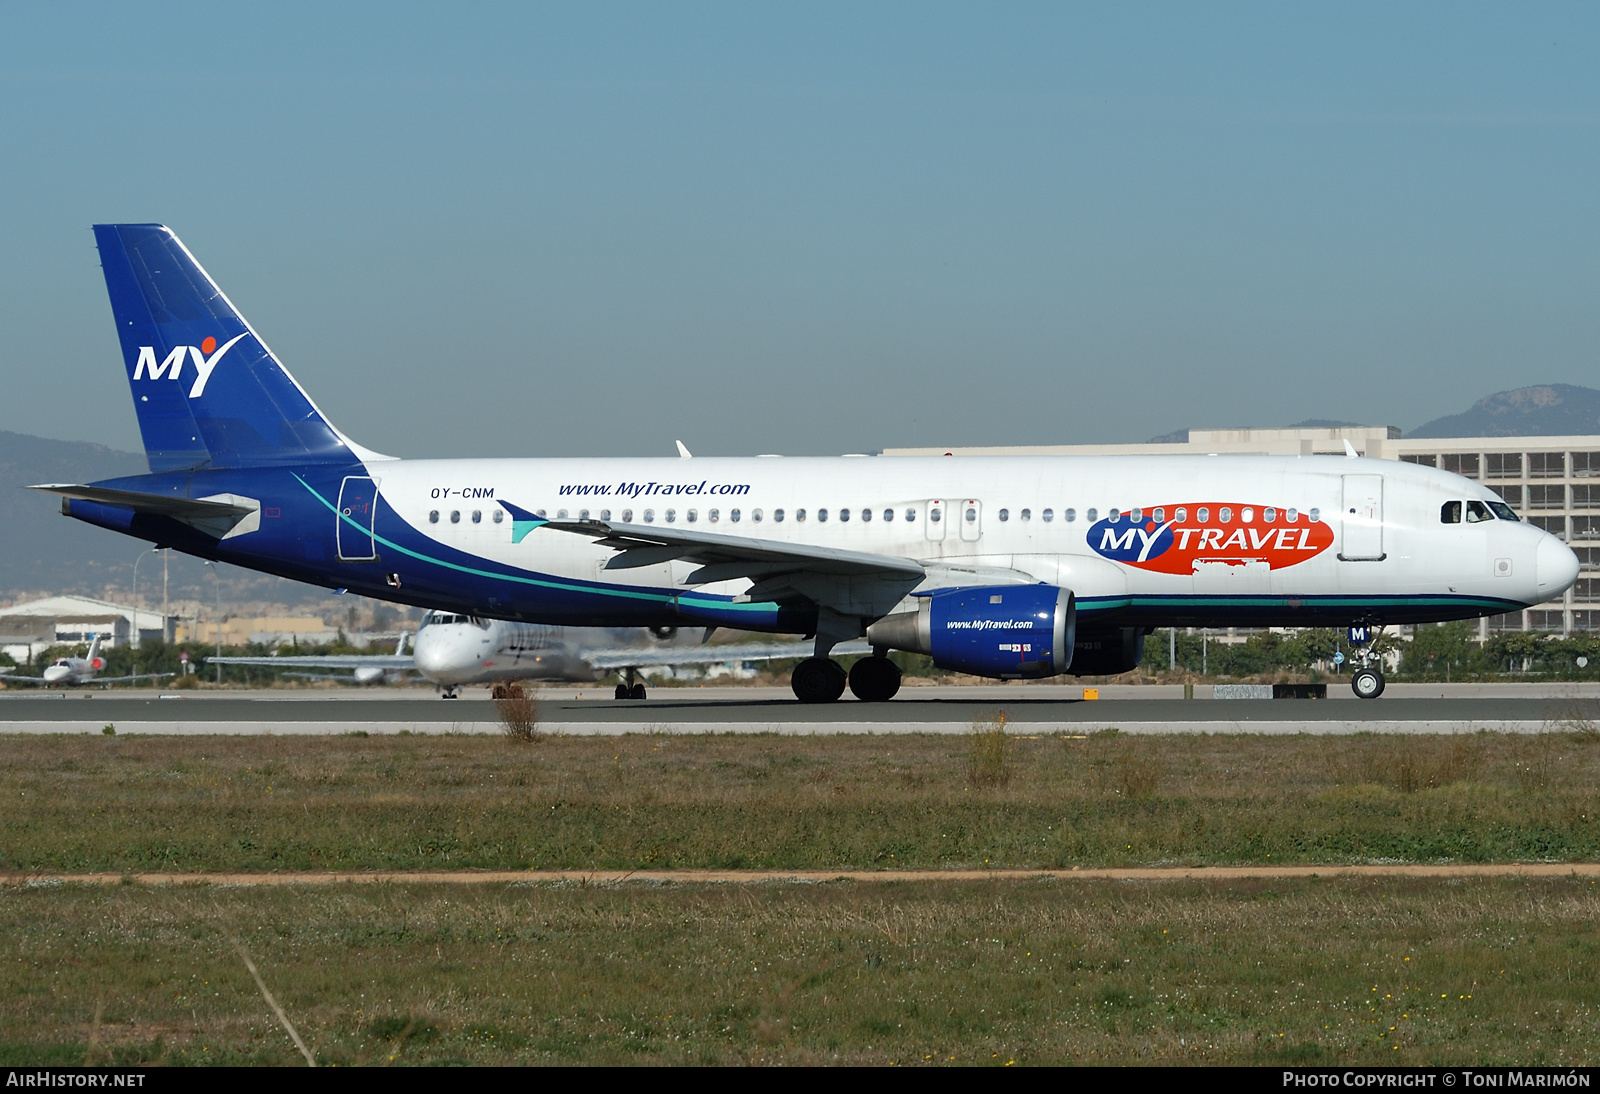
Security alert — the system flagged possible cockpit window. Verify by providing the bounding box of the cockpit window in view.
[1441,501,1462,524]
[1466,500,1493,523]
[1488,501,1519,522]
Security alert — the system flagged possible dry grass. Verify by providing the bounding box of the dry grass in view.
[492,685,542,743]
[966,712,1012,788]
[2,876,1598,1066]
[2,732,1600,873]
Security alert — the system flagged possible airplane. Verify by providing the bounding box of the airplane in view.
[211,611,870,698]
[29,224,1582,702]
[0,635,172,688]
[214,632,417,687]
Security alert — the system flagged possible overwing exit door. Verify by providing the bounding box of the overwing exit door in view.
[959,499,982,542]
[337,476,379,561]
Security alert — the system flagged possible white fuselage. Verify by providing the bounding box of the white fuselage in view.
[357,453,1577,630]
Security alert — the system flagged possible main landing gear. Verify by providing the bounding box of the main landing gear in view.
[790,654,902,703]
[613,667,647,701]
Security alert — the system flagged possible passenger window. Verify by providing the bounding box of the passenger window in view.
[709,508,719,523]
[929,508,940,523]
[861,508,871,522]
[576,510,587,521]
[796,509,807,522]
[470,510,481,523]
[1196,507,1209,522]
[964,507,977,522]
[494,510,505,523]
[1109,509,1121,522]
[839,508,849,522]
[1263,507,1276,522]
[817,508,827,522]
[597,510,608,521]
[643,509,655,523]
[686,509,697,523]
[998,508,1009,522]
[1174,507,1185,522]
[1466,500,1492,523]
[1309,508,1321,522]
[1219,507,1232,522]
[429,510,439,523]
[535,509,547,518]
[1130,508,1143,523]
[1042,508,1053,522]
[1441,501,1462,524]
[1083,508,1094,522]
[666,509,676,523]
[450,510,461,523]
[556,510,568,520]
[621,509,633,522]
[884,508,894,522]
[774,509,784,522]
[1020,508,1030,521]
[1286,508,1298,522]
[731,508,741,522]
[905,508,917,522]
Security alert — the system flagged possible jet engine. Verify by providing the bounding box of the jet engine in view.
[865,586,1074,679]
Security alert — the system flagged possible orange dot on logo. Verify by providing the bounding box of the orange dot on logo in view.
[200,336,217,355]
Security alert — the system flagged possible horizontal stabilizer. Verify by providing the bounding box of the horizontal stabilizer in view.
[30,484,260,539]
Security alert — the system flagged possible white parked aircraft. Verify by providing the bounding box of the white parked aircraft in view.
[212,612,867,698]
[37,224,1585,703]
[0,635,172,688]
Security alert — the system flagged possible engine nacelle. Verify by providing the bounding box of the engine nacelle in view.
[865,585,1075,679]
[1066,627,1145,676]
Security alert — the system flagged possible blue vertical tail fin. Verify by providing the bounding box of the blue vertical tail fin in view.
[93,224,378,472]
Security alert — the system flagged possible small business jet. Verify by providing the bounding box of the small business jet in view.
[0,635,172,688]
[31,225,1583,702]
[212,612,866,697]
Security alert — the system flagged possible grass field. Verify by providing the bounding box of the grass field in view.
[2,876,1597,1066]
[1,730,1598,873]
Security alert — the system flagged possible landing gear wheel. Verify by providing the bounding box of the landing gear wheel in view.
[1351,667,1386,699]
[440,688,459,700]
[792,657,847,703]
[630,683,648,700]
[848,656,902,702]
[614,684,630,700]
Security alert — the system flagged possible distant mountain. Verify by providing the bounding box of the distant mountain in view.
[1410,385,1600,439]
[0,431,148,596]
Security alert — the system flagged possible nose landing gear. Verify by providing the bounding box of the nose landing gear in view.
[1347,623,1387,699]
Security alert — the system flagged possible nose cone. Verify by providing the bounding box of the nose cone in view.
[411,631,456,683]
[1537,534,1581,598]
[42,666,67,683]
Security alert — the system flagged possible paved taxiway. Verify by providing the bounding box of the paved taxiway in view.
[1,683,1596,735]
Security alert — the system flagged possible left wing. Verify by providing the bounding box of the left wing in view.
[535,512,926,623]
[92,673,176,684]
[208,654,415,669]
[581,640,871,672]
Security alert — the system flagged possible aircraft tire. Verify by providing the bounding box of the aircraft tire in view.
[792,657,847,703]
[614,684,630,700]
[630,683,648,700]
[848,656,902,702]
[1351,667,1386,699]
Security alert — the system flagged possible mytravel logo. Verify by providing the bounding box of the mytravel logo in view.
[133,333,248,398]
[1089,503,1335,574]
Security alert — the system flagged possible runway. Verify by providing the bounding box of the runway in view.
[1,683,1596,735]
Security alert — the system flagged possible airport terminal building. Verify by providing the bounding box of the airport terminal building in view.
[885,426,1598,638]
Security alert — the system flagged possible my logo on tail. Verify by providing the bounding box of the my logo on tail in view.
[132,333,247,398]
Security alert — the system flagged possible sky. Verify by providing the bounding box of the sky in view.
[1,3,1597,458]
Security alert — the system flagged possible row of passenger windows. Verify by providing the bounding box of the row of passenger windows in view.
[1440,500,1521,524]
[498,504,1323,526]
[428,509,503,524]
